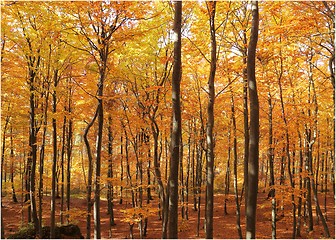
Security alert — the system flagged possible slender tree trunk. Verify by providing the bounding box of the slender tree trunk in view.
[230,89,243,239]
[94,86,104,239]
[29,80,39,230]
[324,151,328,220]
[168,1,182,238]
[38,78,50,236]
[60,115,67,224]
[246,1,259,238]
[185,126,191,220]
[243,32,249,215]
[305,140,314,232]
[296,132,303,237]
[180,136,185,219]
[51,69,59,239]
[119,135,123,204]
[66,92,73,224]
[205,2,216,238]
[84,108,98,239]
[10,126,18,203]
[267,92,276,239]
[196,140,203,237]
[311,178,330,237]
[107,116,115,238]
[1,114,10,198]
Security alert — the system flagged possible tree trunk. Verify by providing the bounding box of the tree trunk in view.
[66,92,73,224]
[84,108,98,239]
[168,1,182,238]
[38,77,50,237]
[205,2,216,238]
[246,1,259,238]
[51,69,59,239]
[119,135,124,204]
[10,126,18,203]
[1,114,10,198]
[311,178,330,237]
[60,115,67,224]
[94,83,104,239]
[107,115,115,238]
[267,91,276,239]
[230,88,243,239]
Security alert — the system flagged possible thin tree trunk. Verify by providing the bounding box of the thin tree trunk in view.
[51,69,59,239]
[296,133,303,237]
[84,108,98,239]
[107,115,115,238]
[180,135,185,219]
[311,178,330,237]
[60,115,67,224]
[1,114,10,198]
[324,151,328,220]
[38,77,50,236]
[267,92,276,239]
[119,135,123,204]
[230,88,243,239]
[196,140,203,237]
[246,1,259,238]
[66,95,73,224]
[205,2,216,238]
[10,126,18,203]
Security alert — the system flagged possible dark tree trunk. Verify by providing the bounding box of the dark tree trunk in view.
[296,132,303,237]
[10,126,18,203]
[28,65,40,234]
[230,88,243,239]
[205,2,216,238]
[246,1,259,238]
[94,79,104,239]
[168,1,182,238]
[267,91,276,239]
[107,115,115,238]
[1,115,10,198]
[66,85,73,224]
[84,108,98,239]
[60,115,67,224]
[51,69,59,239]
[119,135,124,204]
[38,75,50,237]
[180,136,185,219]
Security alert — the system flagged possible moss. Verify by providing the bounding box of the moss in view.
[7,224,83,239]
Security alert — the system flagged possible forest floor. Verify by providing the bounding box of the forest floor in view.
[1,191,335,239]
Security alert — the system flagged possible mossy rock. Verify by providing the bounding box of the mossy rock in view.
[7,224,36,239]
[8,224,83,239]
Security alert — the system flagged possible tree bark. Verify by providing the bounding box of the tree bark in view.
[84,108,98,239]
[66,80,73,224]
[168,1,182,238]
[246,1,259,239]
[230,88,243,239]
[205,2,216,238]
[51,69,59,239]
[107,115,115,238]
[267,91,276,239]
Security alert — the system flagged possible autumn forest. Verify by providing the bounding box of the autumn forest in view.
[1,1,335,239]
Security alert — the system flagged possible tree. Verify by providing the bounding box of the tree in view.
[245,1,259,239]
[205,1,216,238]
[168,1,182,238]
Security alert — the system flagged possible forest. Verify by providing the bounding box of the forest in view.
[1,0,335,239]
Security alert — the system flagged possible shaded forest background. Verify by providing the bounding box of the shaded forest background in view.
[1,1,335,239]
